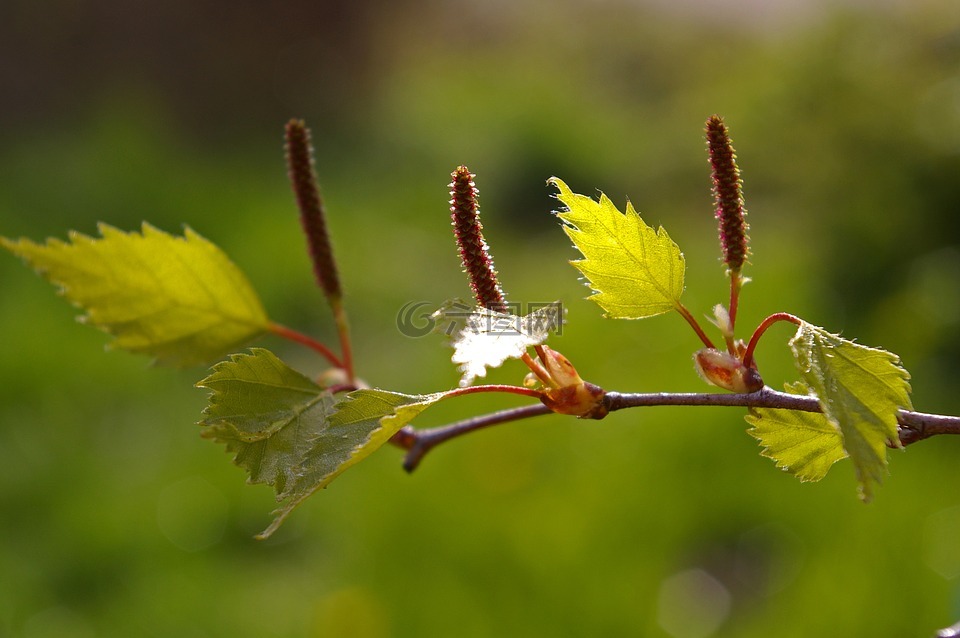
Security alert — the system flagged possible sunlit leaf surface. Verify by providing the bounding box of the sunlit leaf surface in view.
[551,177,685,319]
[746,382,847,482]
[2,223,269,366]
[789,322,912,501]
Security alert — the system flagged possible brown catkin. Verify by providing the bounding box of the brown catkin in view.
[706,115,749,274]
[285,119,342,302]
[450,166,508,312]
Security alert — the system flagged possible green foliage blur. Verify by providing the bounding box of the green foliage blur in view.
[2,1,959,636]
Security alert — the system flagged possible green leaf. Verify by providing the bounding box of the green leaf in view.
[259,388,444,539]
[1,223,269,366]
[745,382,847,482]
[448,303,563,386]
[550,177,685,319]
[197,349,444,538]
[789,322,912,502]
[197,348,337,495]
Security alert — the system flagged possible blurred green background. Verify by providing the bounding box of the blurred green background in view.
[2,0,960,636]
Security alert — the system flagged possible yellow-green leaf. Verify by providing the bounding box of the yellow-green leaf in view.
[789,322,912,502]
[550,177,685,319]
[745,382,847,482]
[2,223,269,366]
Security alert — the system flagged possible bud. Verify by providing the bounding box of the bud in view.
[537,346,608,419]
[538,345,583,387]
[710,303,734,341]
[693,347,763,393]
[450,166,508,313]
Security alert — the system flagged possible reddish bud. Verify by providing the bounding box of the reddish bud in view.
[536,346,608,419]
[694,348,763,393]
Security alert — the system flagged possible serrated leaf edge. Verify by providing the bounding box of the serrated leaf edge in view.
[549,177,685,319]
[257,389,445,539]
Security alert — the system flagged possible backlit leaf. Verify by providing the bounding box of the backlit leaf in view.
[448,303,563,386]
[1,223,269,366]
[789,322,912,502]
[745,382,847,482]
[550,177,685,319]
[260,388,444,538]
[197,349,444,538]
[197,348,336,496]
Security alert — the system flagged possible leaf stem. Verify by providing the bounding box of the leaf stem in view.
[675,302,716,349]
[742,312,802,369]
[267,321,343,368]
[442,384,544,401]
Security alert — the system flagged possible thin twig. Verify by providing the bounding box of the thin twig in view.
[603,387,819,412]
[392,404,553,472]
[390,386,960,472]
[607,388,960,447]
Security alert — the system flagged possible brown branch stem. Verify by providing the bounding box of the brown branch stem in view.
[605,388,960,447]
[392,404,553,472]
[391,385,960,472]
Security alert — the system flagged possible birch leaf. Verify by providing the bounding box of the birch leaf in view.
[2,223,269,366]
[745,382,847,482]
[789,322,912,502]
[198,349,445,538]
[550,177,685,319]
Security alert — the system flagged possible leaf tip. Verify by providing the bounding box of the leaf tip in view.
[95,221,123,239]
[547,176,574,203]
